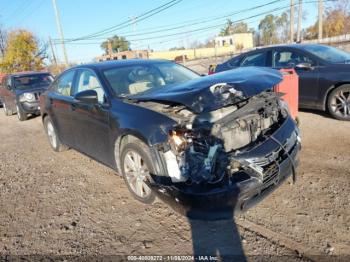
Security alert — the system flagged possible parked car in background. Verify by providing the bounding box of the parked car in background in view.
[0,72,54,121]
[174,55,188,63]
[40,60,300,219]
[0,74,6,107]
[214,44,350,121]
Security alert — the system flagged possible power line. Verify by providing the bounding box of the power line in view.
[56,0,326,45]
[17,0,46,25]
[68,0,183,42]
[58,0,286,42]
[5,0,34,23]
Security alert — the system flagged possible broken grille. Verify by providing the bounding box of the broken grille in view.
[34,92,41,101]
[262,162,279,185]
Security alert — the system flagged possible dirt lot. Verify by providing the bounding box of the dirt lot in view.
[0,109,349,261]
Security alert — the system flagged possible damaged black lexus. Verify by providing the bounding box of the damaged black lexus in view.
[40,60,301,220]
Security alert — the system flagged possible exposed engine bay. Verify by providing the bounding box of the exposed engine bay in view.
[142,87,290,185]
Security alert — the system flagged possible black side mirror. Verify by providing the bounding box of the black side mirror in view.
[7,84,12,90]
[295,62,312,70]
[74,89,98,104]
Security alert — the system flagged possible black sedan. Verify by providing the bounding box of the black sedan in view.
[40,60,301,220]
[0,72,54,121]
[215,44,350,121]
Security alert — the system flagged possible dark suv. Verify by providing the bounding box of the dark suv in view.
[215,44,350,120]
[0,72,53,121]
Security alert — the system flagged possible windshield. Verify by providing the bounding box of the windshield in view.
[303,45,350,63]
[14,74,53,90]
[103,62,199,97]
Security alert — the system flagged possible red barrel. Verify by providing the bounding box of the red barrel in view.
[275,69,299,121]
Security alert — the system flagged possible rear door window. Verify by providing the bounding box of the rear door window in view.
[273,50,315,68]
[228,56,242,67]
[241,52,267,67]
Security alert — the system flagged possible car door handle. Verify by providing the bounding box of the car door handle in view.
[70,103,78,111]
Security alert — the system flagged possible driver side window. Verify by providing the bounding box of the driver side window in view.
[53,70,75,96]
[74,70,105,103]
[273,50,315,68]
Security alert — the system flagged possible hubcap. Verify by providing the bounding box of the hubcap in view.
[123,150,151,198]
[46,121,57,148]
[330,89,350,117]
[16,106,20,120]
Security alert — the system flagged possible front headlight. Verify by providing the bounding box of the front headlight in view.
[279,98,290,114]
[19,93,35,102]
[168,130,189,152]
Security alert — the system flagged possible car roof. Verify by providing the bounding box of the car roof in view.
[252,43,327,51]
[73,59,171,71]
[10,71,51,77]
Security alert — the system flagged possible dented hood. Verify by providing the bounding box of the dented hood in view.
[129,67,283,113]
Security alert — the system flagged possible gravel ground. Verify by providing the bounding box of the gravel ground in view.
[0,108,349,261]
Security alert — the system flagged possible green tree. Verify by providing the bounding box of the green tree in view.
[257,12,290,45]
[276,12,289,43]
[258,14,278,45]
[0,29,46,73]
[100,35,130,54]
[219,20,253,36]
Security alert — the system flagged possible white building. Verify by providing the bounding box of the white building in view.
[214,33,254,49]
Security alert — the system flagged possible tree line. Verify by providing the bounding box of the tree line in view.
[0,28,47,73]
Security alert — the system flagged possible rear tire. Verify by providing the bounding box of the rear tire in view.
[44,116,68,152]
[16,105,28,121]
[120,139,155,204]
[327,85,350,121]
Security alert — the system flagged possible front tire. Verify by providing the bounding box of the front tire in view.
[120,140,155,204]
[3,102,13,116]
[44,116,68,152]
[327,85,350,121]
[16,105,28,121]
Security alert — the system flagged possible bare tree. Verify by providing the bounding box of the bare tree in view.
[0,25,7,58]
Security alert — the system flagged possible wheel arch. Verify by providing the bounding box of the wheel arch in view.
[41,112,48,123]
[114,132,151,175]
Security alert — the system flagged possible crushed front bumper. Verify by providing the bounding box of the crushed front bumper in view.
[150,116,301,220]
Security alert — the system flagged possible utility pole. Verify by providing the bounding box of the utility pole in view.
[52,0,68,65]
[48,37,57,66]
[297,0,303,42]
[290,0,295,43]
[318,0,323,40]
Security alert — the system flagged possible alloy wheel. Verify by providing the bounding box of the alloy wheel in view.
[16,105,21,120]
[123,150,152,198]
[46,120,57,149]
[330,89,350,118]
